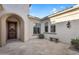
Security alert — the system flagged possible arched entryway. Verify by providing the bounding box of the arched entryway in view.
[0,13,24,45]
[6,15,24,42]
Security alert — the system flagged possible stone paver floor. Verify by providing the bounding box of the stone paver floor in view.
[0,39,79,55]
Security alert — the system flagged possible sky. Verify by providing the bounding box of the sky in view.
[29,4,75,18]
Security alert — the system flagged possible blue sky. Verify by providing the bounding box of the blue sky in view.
[29,4,75,18]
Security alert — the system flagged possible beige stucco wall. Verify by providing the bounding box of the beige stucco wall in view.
[50,7,79,23]
[0,4,30,46]
[43,19,79,44]
[29,17,41,39]
[41,7,79,44]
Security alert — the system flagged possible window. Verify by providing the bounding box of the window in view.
[33,23,41,34]
[45,22,48,32]
[45,26,48,32]
[37,27,40,34]
[51,24,56,32]
[33,27,37,34]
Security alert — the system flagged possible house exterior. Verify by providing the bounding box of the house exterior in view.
[28,5,79,44]
[0,4,79,46]
[41,5,79,44]
[0,4,30,46]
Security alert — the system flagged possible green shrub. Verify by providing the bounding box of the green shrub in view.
[71,38,79,49]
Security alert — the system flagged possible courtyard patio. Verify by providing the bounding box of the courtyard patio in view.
[0,39,79,55]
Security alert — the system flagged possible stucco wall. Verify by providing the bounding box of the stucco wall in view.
[29,18,40,39]
[43,19,79,44]
[50,7,79,23]
[2,4,30,41]
[0,4,30,46]
[41,7,79,44]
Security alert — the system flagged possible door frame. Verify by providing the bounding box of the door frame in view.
[7,21,17,40]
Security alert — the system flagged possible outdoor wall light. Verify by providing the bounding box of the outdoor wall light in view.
[67,21,71,28]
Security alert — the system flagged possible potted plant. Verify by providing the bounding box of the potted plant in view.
[50,37,53,41]
[54,38,59,43]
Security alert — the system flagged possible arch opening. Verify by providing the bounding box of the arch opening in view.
[0,13,24,45]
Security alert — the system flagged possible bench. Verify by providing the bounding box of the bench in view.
[49,37,59,43]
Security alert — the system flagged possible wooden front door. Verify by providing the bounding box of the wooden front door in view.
[7,22,17,39]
